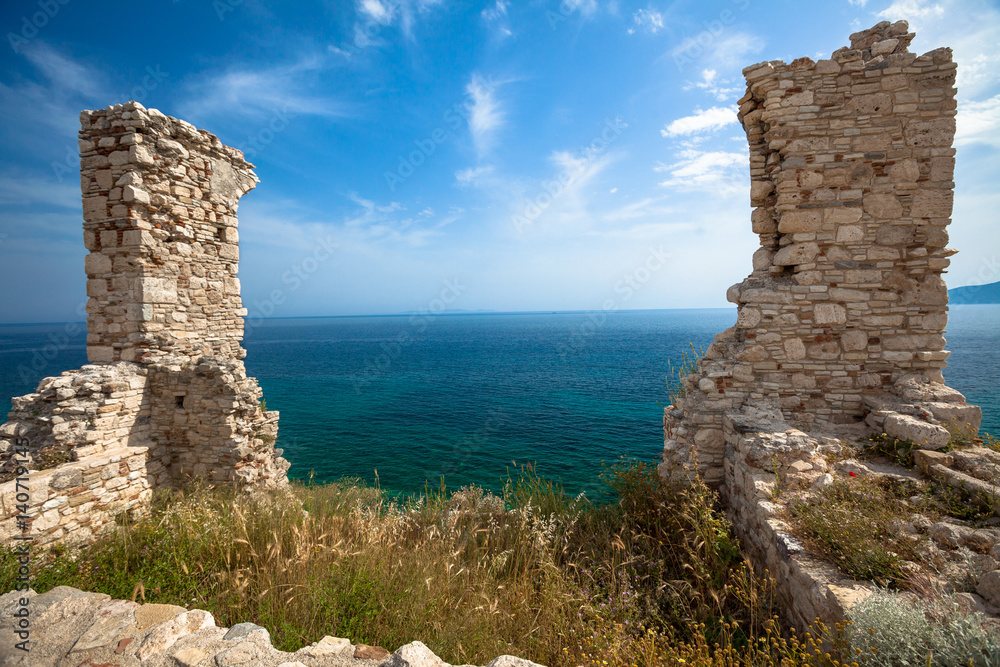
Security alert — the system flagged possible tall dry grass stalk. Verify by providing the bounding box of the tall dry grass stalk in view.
[3,461,858,666]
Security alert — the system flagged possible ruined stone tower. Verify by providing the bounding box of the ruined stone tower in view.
[80,105,255,363]
[660,22,986,630]
[0,102,289,547]
[663,21,981,487]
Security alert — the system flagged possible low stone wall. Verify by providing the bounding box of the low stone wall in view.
[0,102,288,550]
[720,404,871,630]
[0,586,542,667]
[0,357,287,547]
[0,445,155,548]
[0,364,156,481]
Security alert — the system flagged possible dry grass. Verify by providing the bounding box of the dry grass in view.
[784,476,924,589]
[4,461,860,666]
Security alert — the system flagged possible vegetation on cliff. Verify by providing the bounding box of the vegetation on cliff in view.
[2,461,994,665]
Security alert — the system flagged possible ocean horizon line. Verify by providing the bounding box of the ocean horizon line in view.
[0,306,739,327]
[7,302,1000,328]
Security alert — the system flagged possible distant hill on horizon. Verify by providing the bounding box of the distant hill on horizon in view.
[949,281,1000,304]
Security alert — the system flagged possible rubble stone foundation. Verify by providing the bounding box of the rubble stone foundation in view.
[661,22,985,630]
[0,102,288,547]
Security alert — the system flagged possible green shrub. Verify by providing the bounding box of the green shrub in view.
[1,461,851,666]
[786,477,922,588]
[846,587,1000,666]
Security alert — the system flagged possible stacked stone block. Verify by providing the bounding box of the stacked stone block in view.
[660,21,989,631]
[0,102,288,547]
[662,22,978,485]
[79,104,255,363]
[147,356,284,486]
[0,363,164,545]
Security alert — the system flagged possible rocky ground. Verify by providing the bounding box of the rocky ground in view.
[0,586,542,667]
[790,444,1000,617]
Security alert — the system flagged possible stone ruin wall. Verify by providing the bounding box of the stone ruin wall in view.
[661,21,987,631]
[80,104,252,363]
[0,102,288,548]
[663,20,981,486]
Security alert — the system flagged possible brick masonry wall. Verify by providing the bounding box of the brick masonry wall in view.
[0,102,287,548]
[80,104,256,363]
[662,21,968,485]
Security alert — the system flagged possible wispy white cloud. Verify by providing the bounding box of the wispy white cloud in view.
[344,194,459,247]
[661,106,738,137]
[549,149,614,196]
[455,165,496,186]
[482,0,508,21]
[22,44,104,100]
[627,9,664,35]
[179,55,349,123]
[877,0,944,20]
[466,74,505,156]
[671,31,764,70]
[959,52,1000,94]
[885,0,1000,99]
[563,0,598,17]
[848,0,868,7]
[481,0,514,40]
[956,94,1000,148]
[396,0,447,41]
[602,196,676,222]
[656,148,748,195]
[335,0,447,54]
[358,0,394,25]
[0,174,79,208]
[0,43,108,137]
[683,70,741,102]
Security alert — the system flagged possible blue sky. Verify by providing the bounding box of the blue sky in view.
[0,0,997,323]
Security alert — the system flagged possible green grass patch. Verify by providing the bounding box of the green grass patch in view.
[0,461,914,666]
[786,476,923,588]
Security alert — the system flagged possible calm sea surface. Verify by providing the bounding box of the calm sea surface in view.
[2,306,998,497]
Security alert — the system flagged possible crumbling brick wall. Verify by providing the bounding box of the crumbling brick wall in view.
[663,21,979,486]
[80,105,255,363]
[0,102,288,547]
[661,21,986,631]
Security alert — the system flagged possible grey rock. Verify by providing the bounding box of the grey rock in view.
[971,554,999,575]
[136,609,216,661]
[223,622,269,642]
[213,639,281,666]
[954,592,988,615]
[485,657,546,667]
[929,522,972,549]
[174,645,210,666]
[965,529,1000,553]
[380,641,448,667]
[70,598,139,652]
[976,570,1000,606]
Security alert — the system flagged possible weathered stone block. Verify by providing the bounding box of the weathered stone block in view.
[779,211,822,234]
[825,207,863,225]
[784,339,806,361]
[883,413,950,449]
[84,253,113,275]
[910,189,953,218]
[835,225,863,243]
[863,193,903,219]
[135,278,177,304]
[814,303,847,325]
[773,242,819,266]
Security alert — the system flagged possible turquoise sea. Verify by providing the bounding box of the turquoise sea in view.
[1,306,998,498]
